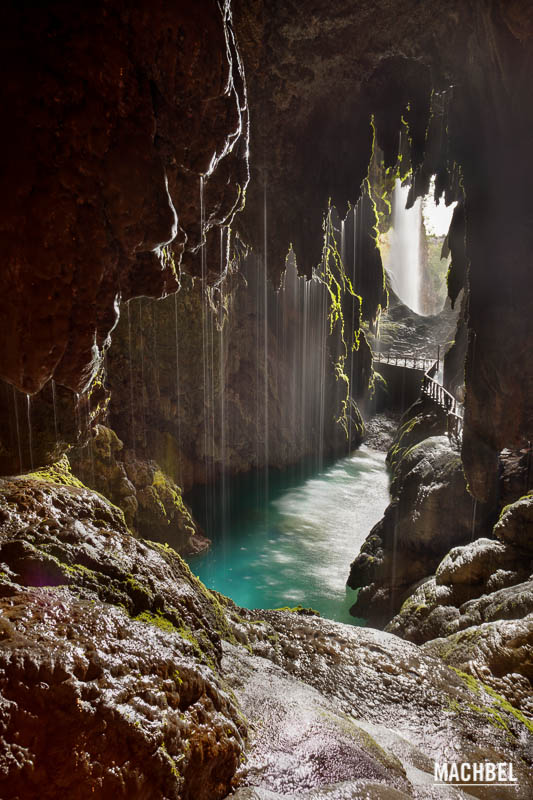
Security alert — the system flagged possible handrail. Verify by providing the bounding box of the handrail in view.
[373,351,436,371]
[421,359,464,444]
[372,347,464,443]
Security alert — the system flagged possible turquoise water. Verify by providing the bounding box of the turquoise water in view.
[186,446,390,625]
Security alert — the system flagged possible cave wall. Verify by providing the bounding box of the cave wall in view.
[232,0,533,503]
[102,252,367,495]
[1,0,248,398]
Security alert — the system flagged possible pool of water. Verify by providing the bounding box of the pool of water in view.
[186,445,390,625]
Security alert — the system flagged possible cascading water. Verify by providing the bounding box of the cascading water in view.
[12,386,23,472]
[26,394,33,470]
[384,179,423,314]
[126,301,137,456]
[190,445,389,624]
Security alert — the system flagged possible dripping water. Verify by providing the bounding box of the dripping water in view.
[75,392,81,443]
[219,228,228,539]
[348,203,358,447]
[263,181,269,505]
[126,302,136,455]
[199,175,216,532]
[138,300,147,449]
[86,396,96,487]
[51,379,59,444]
[471,497,478,540]
[26,394,34,470]
[174,292,182,485]
[12,386,23,472]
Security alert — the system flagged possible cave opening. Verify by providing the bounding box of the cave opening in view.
[1,1,533,796]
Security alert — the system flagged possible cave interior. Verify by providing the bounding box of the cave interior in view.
[0,1,532,798]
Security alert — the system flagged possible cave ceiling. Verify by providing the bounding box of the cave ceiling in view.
[1,0,533,499]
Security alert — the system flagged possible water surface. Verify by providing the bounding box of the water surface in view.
[187,445,389,625]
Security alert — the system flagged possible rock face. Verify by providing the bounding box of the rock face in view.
[68,425,208,555]
[385,491,533,646]
[105,257,366,492]
[233,0,533,503]
[0,475,245,800]
[348,401,492,626]
[1,0,247,398]
[1,474,532,799]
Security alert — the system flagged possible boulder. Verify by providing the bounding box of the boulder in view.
[348,435,490,625]
[1,474,532,798]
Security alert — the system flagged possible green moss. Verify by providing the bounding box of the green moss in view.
[159,740,185,780]
[273,604,320,616]
[498,492,533,519]
[451,668,533,736]
[317,205,364,438]
[151,469,196,535]
[467,703,509,733]
[22,455,85,488]
[63,562,99,582]
[135,609,178,634]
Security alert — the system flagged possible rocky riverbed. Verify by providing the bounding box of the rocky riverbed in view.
[1,469,532,799]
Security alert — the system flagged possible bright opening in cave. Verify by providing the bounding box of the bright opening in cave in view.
[1,2,532,796]
[379,178,457,316]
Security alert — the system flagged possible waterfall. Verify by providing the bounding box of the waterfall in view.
[385,179,423,314]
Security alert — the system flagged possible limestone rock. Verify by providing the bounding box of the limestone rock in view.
[1,0,248,397]
[435,538,524,586]
[422,615,533,716]
[1,475,532,798]
[0,476,244,799]
[348,435,489,626]
[69,425,207,555]
[106,259,364,493]
[494,493,533,553]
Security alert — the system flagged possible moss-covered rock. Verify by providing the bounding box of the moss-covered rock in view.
[69,424,207,555]
[1,475,532,798]
[494,492,533,554]
[348,433,492,626]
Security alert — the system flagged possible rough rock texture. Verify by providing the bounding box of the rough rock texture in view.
[0,375,108,477]
[494,492,533,552]
[384,489,533,712]
[366,286,459,363]
[422,616,533,717]
[0,476,245,799]
[385,487,533,640]
[232,1,469,285]
[69,425,208,555]
[232,0,533,501]
[363,412,402,452]
[1,0,248,397]
[348,432,491,626]
[1,476,532,799]
[227,608,533,799]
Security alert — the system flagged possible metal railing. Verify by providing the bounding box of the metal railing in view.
[373,351,436,372]
[421,360,464,443]
[373,345,463,442]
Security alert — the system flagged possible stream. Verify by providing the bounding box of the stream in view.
[187,445,390,625]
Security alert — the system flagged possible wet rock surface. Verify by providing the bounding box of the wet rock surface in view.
[375,453,533,715]
[1,476,532,798]
[69,425,208,555]
[422,616,533,717]
[0,477,245,799]
[348,433,490,626]
[363,412,401,452]
[227,609,533,799]
[1,0,248,397]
